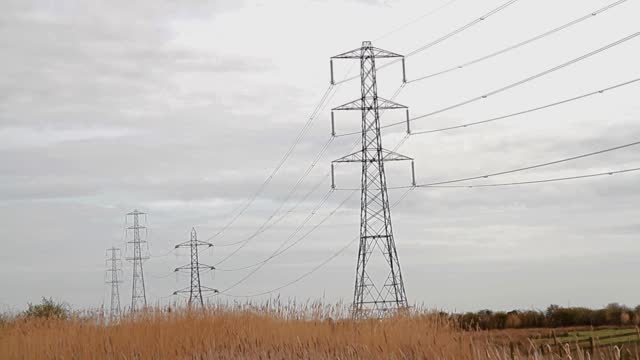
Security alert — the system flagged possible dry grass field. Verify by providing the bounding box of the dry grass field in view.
[1,301,639,359]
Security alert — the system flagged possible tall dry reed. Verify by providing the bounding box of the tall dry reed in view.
[0,300,637,359]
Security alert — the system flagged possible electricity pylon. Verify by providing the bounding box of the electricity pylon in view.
[125,209,149,312]
[174,228,218,307]
[105,247,123,320]
[330,41,415,317]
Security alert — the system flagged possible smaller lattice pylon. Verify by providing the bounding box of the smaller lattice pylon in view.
[173,228,218,307]
[105,247,123,320]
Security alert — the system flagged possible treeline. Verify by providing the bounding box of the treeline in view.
[456,303,640,330]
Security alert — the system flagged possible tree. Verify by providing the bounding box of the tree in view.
[505,311,522,328]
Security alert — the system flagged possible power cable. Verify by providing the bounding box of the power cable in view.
[213,136,334,250]
[217,190,358,294]
[418,139,640,187]
[203,84,336,243]
[371,32,640,132]
[374,0,461,42]
[335,44,639,138]
[333,139,640,190]
[210,63,357,263]
[216,187,415,298]
[335,0,522,84]
[406,0,521,59]
[420,167,640,188]
[410,78,640,135]
[212,114,407,293]
[401,32,640,126]
[214,189,334,266]
[409,0,629,83]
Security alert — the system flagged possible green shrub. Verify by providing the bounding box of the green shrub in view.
[23,297,69,319]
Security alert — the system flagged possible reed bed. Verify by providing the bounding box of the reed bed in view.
[0,300,638,359]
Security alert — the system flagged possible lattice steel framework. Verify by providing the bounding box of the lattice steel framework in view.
[330,41,414,317]
[125,209,148,311]
[174,228,217,307]
[105,247,123,320]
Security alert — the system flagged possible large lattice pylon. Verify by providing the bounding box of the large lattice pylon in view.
[174,228,217,307]
[330,41,414,317]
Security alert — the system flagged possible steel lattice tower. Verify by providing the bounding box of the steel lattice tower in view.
[105,247,123,320]
[330,41,415,317]
[125,209,148,311]
[174,228,218,307]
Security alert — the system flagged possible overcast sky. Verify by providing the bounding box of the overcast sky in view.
[1,0,639,313]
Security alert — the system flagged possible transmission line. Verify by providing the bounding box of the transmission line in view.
[217,189,357,294]
[408,0,629,83]
[405,32,639,124]
[409,78,640,135]
[212,134,339,264]
[214,62,415,296]
[335,0,522,85]
[244,164,640,299]
[210,63,357,262]
[213,108,640,295]
[216,187,415,298]
[368,32,639,132]
[214,134,365,272]
[419,167,640,188]
[374,0,461,42]
[406,0,520,59]
[204,84,336,243]
[421,140,640,187]
[214,128,371,272]
[201,0,515,258]
[329,139,640,191]
[213,135,334,250]
[215,177,333,271]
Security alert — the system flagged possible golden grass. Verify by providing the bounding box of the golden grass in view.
[0,301,638,359]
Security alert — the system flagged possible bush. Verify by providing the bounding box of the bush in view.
[23,297,69,319]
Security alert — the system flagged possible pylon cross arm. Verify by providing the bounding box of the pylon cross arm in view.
[381,149,413,161]
[174,240,213,249]
[332,46,403,59]
[332,150,362,163]
[332,97,407,111]
[199,286,219,293]
[332,149,412,163]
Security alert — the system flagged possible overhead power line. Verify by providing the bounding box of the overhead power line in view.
[213,136,334,251]
[327,139,640,191]
[210,63,357,262]
[218,187,415,298]
[217,190,357,294]
[373,32,640,131]
[420,167,640,188]
[408,32,640,122]
[408,0,629,83]
[198,0,517,264]
[417,139,640,187]
[332,139,640,190]
[196,136,640,298]
[204,85,336,243]
[216,178,335,271]
[335,0,522,85]
[405,0,521,58]
[374,0,461,42]
[410,78,640,135]
[213,82,376,270]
